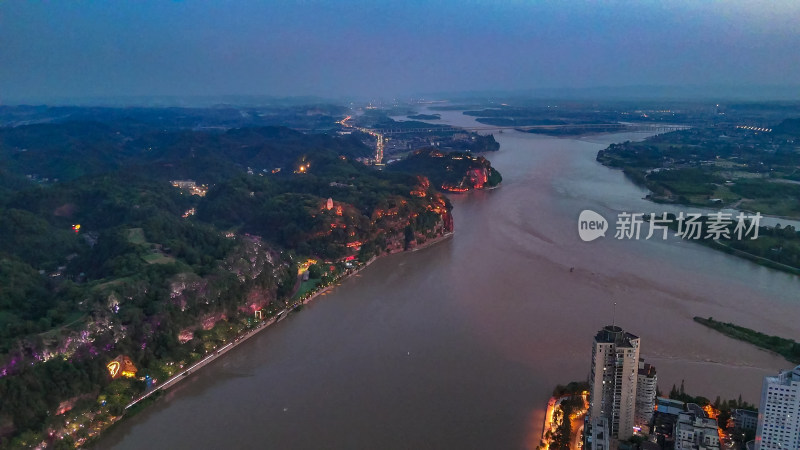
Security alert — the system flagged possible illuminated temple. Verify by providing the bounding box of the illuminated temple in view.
[107,355,138,379]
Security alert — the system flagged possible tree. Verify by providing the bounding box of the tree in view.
[307,263,324,279]
[403,225,415,250]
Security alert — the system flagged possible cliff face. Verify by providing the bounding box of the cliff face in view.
[167,236,288,347]
[15,196,452,367]
[3,236,288,374]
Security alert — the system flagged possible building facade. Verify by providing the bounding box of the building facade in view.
[584,416,611,450]
[755,365,800,450]
[733,409,759,432]
[636,359,658,429]
[589,325,640,440]
[675,411,720,450]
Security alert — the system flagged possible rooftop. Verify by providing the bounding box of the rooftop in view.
[677,411,719,431]
[766,364,800,385]
[639,362,657,377]
[595,325,639,347]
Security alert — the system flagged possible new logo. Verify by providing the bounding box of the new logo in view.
[578,210,608,241]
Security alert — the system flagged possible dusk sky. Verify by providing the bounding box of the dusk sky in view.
[2,0,800,102]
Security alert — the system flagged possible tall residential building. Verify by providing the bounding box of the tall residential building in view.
[675,411,720,450]
[635,359,658,429]
[755,365,800,450]
[589,325,640,440]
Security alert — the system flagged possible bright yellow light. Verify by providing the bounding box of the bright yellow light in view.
[107,361,120,378]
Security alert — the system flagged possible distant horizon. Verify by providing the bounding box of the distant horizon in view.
[3,1,799,105]
[5,83,800,108]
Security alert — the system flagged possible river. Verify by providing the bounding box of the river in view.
[98,109,800,450]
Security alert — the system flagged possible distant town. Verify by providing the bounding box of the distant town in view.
[540,324,799,450]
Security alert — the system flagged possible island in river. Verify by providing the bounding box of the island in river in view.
[407,113,441,120]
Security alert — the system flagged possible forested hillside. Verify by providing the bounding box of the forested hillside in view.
[0,111,459,448]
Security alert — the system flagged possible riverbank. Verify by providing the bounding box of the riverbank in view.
[82,228,456,447]
[637,211,800,278]
[694,317,800,364]
[412,231,454,252]
[708,239,800,276]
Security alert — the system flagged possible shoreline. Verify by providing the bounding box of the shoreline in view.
[92,229,457,445]
[412,230,454,252]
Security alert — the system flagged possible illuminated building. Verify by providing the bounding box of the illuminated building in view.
[297,258,318,275]
[107,355,138,379]
[171,180,196,189]
[441,184,469,193]
[170,179,208,196]
[755,365,800,450]
[589,325,640,440]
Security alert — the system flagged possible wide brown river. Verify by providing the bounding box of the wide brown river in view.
[99,110,800,449]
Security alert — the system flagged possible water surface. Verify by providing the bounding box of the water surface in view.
[99,110,799,450]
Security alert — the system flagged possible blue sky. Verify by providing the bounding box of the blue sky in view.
[1,0,799,102]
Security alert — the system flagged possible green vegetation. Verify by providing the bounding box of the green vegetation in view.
[694,316,800,363]
[292,279,322,300]
[0,109,468,447]
[597,119,800,217]
[598,120,800,272]
[0,103,349,132]
[552,381,590,398]
[387,149,502,191]
[0,122,373,184]
[647,213,800,274]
